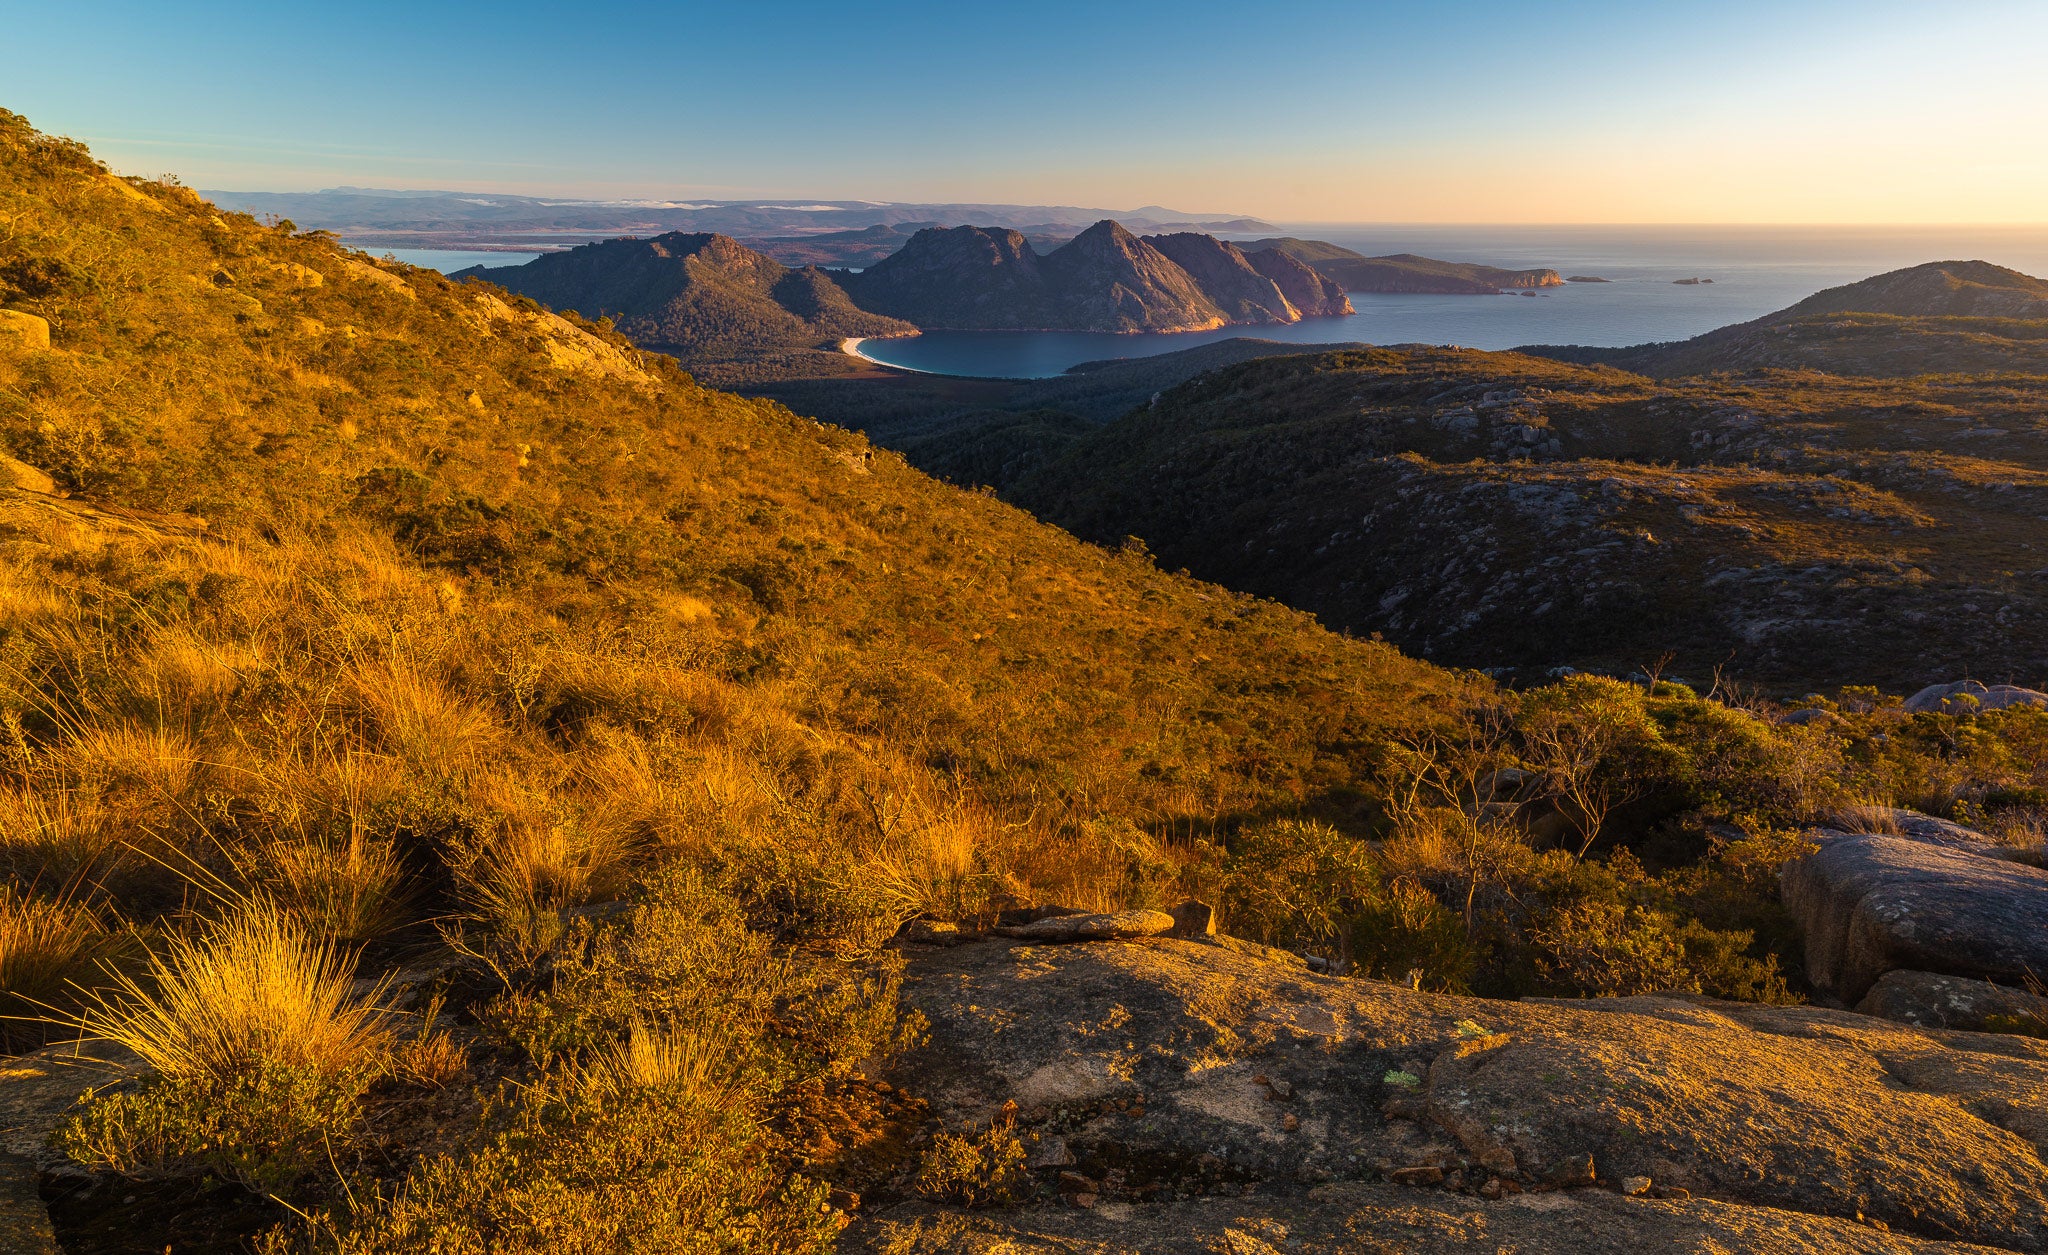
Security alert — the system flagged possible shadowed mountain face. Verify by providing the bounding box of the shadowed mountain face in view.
[451,231,914,355]
[1242,245,1354,316]
[1239,238,1564,294]
[1142,231,1297,323]
[1526,261,2048,377]
[841,220,1353,332]
[832,225,1050,328]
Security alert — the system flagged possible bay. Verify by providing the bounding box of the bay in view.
[851,224,2048,380]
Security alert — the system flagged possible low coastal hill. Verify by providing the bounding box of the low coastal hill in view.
[1241,237,1565,294]
[1528,260,2048,377]
[451,231,914,357]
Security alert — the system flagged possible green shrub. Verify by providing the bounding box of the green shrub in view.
[1221,818,1374,951]
[1345,879,1477,992]
[1525,897,1789,1003]
[311,1085,841,1254]
[60,1062,366,1192]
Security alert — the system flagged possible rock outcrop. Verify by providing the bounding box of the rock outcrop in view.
[992,909,1177,943]
[1903,680,2048,715]
[1858,970,2048,1033]
[0,454,53,495]
[1781,829,2048,1002]
[863,933,2048,1252]
[0,309,50,351]
[1138,232,1310,326]
[1241,244,1353,317]
[1826,807,2040,863]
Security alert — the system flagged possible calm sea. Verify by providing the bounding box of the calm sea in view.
[372,248,547,273]
[851,225,2048,380]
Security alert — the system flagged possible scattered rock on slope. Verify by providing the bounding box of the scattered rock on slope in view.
[1903,680,2048,715]
[0,309,50,351]
[1858,970,2048,1033]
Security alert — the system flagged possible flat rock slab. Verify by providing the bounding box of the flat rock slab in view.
[994,909,1176,943]
[1782,832,2048,1001]
[1859,969,2048,1033]
[891,937,2048,1251]
[0,1040,145,1165]
[0,1041,141,1255]
[852,1188,2012,1254]
[0,1152,55,1255]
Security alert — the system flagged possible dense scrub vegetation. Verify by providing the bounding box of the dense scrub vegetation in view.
[2,110,2045,1251]
[901,346,2048,687]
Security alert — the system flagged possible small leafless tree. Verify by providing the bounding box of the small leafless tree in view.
[1520,685,1655,858]
[1385,701,1529,931]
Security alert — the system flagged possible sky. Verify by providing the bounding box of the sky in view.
[4,0,2045,223]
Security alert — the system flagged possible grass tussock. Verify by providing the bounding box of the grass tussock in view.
[76,904,394,1086]
[0,887,120,1048]
[62,904,397,1189]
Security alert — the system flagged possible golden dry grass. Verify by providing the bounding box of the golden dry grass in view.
[589,1016,740,1108]
[76,904,394,1086]
[0,888,115,1047]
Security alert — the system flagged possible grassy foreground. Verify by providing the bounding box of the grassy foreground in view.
[1,110,2045,1250]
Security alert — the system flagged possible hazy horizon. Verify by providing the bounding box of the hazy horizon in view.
[10,0,2046,225]
[185,186,2048,231]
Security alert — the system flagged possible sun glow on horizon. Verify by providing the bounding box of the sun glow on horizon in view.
[6,0,2046,225]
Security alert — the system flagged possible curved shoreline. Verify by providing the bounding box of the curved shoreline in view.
[840,337,946,375]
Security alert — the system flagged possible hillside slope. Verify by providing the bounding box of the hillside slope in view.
[1527,261,2048,377]
[0,115,1492,863]
[450,231,915,357]
[972,346,2048,687]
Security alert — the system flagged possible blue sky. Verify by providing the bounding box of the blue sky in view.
[4,0,2044,221]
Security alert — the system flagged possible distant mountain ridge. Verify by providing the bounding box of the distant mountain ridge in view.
[464,220,1356,350]
[1240,238,1564,294]
[841,220,1352,332]
[201,186,1275,252]
[451,232,914,356]
[1525,260,2048,376]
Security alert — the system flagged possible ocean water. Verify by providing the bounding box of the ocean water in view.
[852,224,2048,380]
[368,248,547,273]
